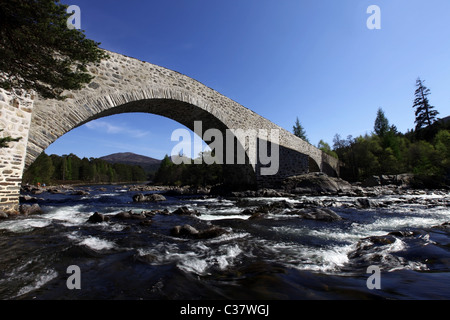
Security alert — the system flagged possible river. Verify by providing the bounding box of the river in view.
[0,184,449,300]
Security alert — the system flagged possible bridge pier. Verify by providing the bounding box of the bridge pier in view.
[0,89,34,214]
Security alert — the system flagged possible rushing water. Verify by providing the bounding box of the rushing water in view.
[0,185,449,300]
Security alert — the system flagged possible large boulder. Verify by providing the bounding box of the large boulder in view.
[87,212,110,223]
[282,173,352,195]
[19,204,43,216]
[132,193,167,202]
[361,176,381,187]
[170,224,228,239]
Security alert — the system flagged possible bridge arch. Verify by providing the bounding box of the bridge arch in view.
[27,95,258,189]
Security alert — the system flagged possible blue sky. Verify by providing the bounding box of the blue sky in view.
[47,0,450,160]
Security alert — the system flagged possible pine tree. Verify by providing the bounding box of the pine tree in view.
[0,0,108,100]
[413,78,439,131]
[293,117,309,142]
[374,108,390,137]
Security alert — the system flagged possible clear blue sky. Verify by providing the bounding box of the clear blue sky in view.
[47,0,450,160]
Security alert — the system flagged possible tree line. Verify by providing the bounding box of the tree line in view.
[294,78,450,187]
[22,153,148,185]
[153,152,223,187]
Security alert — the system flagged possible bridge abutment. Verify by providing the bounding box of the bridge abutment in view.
[0,89,34,214]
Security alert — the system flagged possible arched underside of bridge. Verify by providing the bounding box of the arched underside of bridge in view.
[27,98,259,190]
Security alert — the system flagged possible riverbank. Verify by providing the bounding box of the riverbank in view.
[1,172,446,220]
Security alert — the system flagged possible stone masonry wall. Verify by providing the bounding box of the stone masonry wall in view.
[0,88,34,214]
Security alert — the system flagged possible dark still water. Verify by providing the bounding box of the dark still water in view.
[0,185,449,300]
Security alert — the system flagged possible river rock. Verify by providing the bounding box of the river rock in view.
[170,224,228,239]
[133,193,167,202]
[139,220,153,226]
[282,173,352,195]
[170,225,199,237]
[287,208,343,222]
[19,195,40,203]
[31,188,45,195]
[361,176,381,187]
[19,204,43,216]
[172,206,199,216]
[87,212,110,223]
[48,188,64,194]
[72,190,90,196]
[115,210,147,220]
[0,211,8,219]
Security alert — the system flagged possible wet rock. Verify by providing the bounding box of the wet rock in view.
[19,195,40,203]
[115,211,132,219]
[133,193,167,202]
[87,212,110,223]
[387,230,421,238]
[172,206,199,216]
[19,204,43,216]
[431,222,450,231]
[72,190,90,196]
[156,209,170,215]
[282,173,352,195]
[248,212,268,220]
[356,198,372,208]
[115,210,146,220]
[287,208,342,221]
[130,212,147,220]
[139,220,153,226]
[256,189,284,197]
[361,176,381,187]
[170,224,228,239]
[48,188,64,194]
[31,188,45,195]
[170,225,199,237]
[230,190,257,197]
[196,226,228,239]
[0,211,9,219]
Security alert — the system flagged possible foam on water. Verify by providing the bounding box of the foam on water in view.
[15,269,58,298]
[43,204,89,226]
[261,240,353,273]
[137,240,244,275]
[0,218,52,233]
[67,231,116,251]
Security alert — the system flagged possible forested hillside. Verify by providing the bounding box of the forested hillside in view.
[23,153,148,185]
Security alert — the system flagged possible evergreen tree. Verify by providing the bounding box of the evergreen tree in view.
[0,0,108,100]
[293,117,309,142]
[413,78,439,131]
[374,108,390,137]
[318,140,338,159]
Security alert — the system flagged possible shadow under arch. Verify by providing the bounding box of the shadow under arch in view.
[26,98,257,190]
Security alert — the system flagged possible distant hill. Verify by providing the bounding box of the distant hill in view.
[100,152,161,173]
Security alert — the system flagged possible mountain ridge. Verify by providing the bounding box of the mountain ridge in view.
[99,152,161,173]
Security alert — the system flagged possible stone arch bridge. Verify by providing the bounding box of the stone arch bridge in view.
[0,50,339,213]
